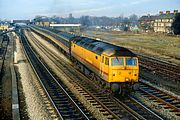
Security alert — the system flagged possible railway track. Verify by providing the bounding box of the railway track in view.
[19,30,94,120]
[115,96,164,120]
[139,55,180,82]
[137,81,180,117]
[0,34,9,117]
[26,28,165,120]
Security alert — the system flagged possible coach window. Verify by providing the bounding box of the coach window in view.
[105,57,109,65]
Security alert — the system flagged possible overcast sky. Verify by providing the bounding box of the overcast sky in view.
[0,0,180,20]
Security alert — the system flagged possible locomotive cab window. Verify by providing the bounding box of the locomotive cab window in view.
[105,57,109,65]
[126,58,137,66]
[111,58,124,66]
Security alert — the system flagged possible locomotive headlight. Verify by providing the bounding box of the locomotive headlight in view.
[125,78,129,82]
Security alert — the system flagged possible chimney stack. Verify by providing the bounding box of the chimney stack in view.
[159,11,163,14]
[174,10,178,14]
[166,11,170,14]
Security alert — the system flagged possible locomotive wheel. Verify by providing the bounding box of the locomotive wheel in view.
[118,85,125,96]
[120,88,126,96]
[89,73,95,80]
[133,83,139,91]
[111,83,120,93]
[112,84,127,96]
[118,85,122,95]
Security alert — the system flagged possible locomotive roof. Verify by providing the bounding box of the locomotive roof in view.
[42,27,136,57]
[72,36,137,57]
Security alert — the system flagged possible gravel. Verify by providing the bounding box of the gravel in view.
[14,32,52,120]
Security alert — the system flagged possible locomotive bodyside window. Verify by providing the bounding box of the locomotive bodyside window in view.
[102,56,104,63]
[105,57,109,65]
[95,56,98,59]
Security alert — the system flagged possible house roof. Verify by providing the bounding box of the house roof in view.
[139,15,157,21]
[157,13,176,19]
[139,13,178,21]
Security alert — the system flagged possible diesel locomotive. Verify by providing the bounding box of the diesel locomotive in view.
[31,26,139,95]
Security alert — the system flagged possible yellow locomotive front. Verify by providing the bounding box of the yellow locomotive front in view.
[109,57,138,83]
[100,54,139,94]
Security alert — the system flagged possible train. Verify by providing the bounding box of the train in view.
[31,26,139,95]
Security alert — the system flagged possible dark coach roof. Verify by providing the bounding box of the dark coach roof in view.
[72,36,137,57]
